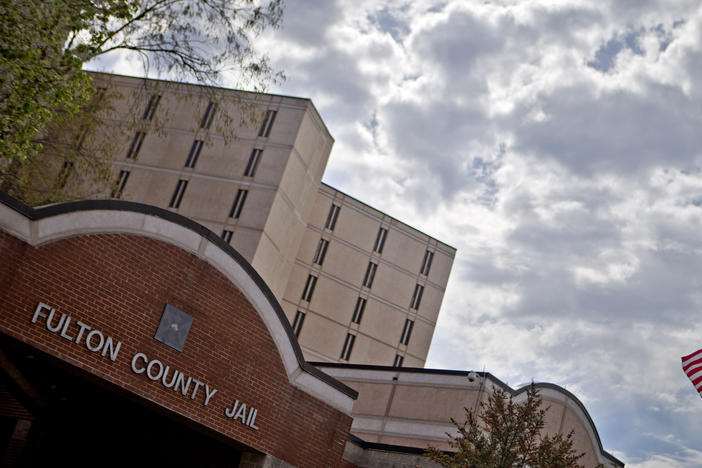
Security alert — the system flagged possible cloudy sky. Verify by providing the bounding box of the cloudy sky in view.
[93,0,702,466]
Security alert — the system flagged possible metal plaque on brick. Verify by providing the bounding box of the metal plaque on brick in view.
[154,304,193,352]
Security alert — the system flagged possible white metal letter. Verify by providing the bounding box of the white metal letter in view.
[146,359,164,381]
[46,310,66,333]
[59,316,74,342]
[203,385,218,406]
[85,330,104,352]
[161,367,178,388]
[31,303,51,323]
[190,379,203,400]
[74,321,91,345]
[131,353,148,374]
[249,409,259,430]
[234,403,247,423]
[225,400,239,418]
[174,373,192,396]
[101,337,121,362]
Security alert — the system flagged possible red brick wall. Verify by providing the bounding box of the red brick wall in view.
[0,231,352,468]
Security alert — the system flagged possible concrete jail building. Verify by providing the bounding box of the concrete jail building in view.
[0,73,623,467]
[97,73,456,369]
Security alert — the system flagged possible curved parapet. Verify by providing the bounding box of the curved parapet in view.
[516,382,622,468]
[316,363,623,468]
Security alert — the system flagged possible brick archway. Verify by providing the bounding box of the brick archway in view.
[0,193,356,468]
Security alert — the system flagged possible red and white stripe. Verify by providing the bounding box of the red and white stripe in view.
[682,348,702,396]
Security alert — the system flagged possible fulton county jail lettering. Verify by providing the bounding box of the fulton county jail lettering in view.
[31,302,122,361]
[29,301,262,431]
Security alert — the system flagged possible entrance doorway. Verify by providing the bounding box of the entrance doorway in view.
[0,336,243,467]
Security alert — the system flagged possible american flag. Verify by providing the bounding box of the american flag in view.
[682,348,702,397]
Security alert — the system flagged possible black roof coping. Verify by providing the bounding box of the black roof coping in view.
[347,433,431,456]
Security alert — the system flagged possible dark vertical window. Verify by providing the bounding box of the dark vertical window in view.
[340,333,356,361]
[362,261,377,288]
[201,101,217,129]
[393,354,404,367]
[325,203,340,230]
[400,319,414,345]
[244,149,263,177]
[185,140,203,168]
[111,170,130,198]
[410,284,424,310]
[312,239,329,266]
[57,161,74,188]
[421,250,434,276]
[169,179,188,208]
[373,227,388,253]
[126,132,145,159]
[352,297,366,324]
[258,110,277,137]
[221,230,233,243]
[301,274,318,302]
[292,310,306,338]
[229,189,248,218]
[142,94,161,120]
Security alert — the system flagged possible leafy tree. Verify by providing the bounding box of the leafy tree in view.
[1,0,93,162]
[0,85,120,205]
[426,384,597,468]
[1,0,283,203]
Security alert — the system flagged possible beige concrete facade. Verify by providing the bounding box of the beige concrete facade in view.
[89,72,455,367]
[283,185,456,367]
[317,364,624,468]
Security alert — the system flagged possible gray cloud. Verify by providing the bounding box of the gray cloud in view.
[411,9,504,80]
[277,0,343,45]
[509,83,702,176]
[369,7,411,43]
[382,98,492,201]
